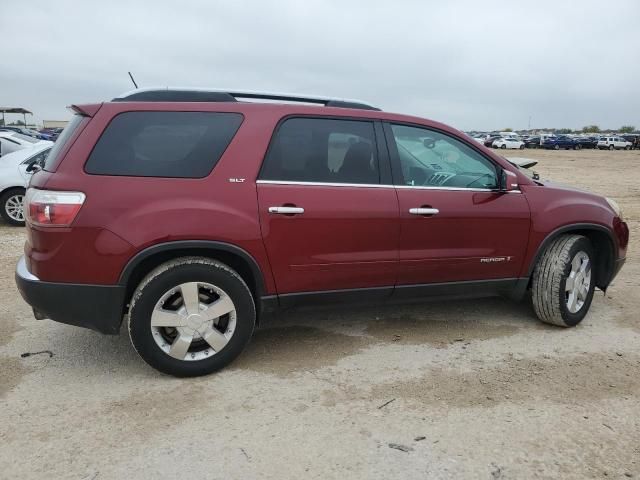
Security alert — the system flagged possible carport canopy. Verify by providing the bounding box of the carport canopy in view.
[0,107,33,127]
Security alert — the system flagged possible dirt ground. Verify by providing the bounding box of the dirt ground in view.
[1,148,639,479]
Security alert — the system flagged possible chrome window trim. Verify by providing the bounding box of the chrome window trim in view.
[256,179,390,189]
[256,179,522,193]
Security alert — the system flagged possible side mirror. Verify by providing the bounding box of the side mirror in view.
[26,162,42,174]
[500,169,519,192]
[423,137,436,149]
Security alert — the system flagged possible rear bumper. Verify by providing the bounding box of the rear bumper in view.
[15,256,125,335]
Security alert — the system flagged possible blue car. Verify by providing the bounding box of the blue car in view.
[542,136,580,150]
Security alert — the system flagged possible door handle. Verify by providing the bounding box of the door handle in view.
[268,206,305,215]
[409,207,439,216]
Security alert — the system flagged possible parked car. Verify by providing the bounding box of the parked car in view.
[620,134,640,150]
[524,136,541,148]
[0,126,40,138]
[597,136,632,150]
[38,127,64,141]
[15,88,629,377]
[0,131,52,157]
[492,137,525,149]
[483,135,501,147]
[542,136,579,150]
[573,137,599,149]
[0,144,51,225]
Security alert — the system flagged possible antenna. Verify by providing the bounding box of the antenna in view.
[128,71,139,89]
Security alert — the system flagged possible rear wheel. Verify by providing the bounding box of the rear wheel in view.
[500,144,506,149]
[554,144,560,150]
[128,257,256,377]
[0,188,26,226]
[625,145,631,150]
[531,235,595,327]
[519,144,525,149]
[574,144,581,150]
[609,144,615,150]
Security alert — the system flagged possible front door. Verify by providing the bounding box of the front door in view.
[257,117,399,297]
[384,123,530,286]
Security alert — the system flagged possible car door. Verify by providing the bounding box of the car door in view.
[256,117,400,299]
[384,122,530,288]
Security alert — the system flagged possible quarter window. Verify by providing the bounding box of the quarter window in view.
[260,118,379,184]
[85,112,243,178]
[389,124,498,189]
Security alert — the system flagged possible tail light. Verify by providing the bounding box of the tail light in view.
[25,188,86,227]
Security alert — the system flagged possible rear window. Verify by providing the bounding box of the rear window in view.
[44,114,85,171]
[84,112,243,178]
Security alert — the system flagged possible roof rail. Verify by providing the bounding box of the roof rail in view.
[112,87,380,111]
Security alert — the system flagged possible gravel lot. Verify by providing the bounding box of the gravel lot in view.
[1,148,639,479]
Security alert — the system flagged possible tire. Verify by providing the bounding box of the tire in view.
[128,257,256,377]
[519,144,525,149]
[574,144,581,150]
[625,145,631,150]
[554,144,560,150]
[531,235,596,327]
[0,188,26,226]
[500,144,506,149]
[609,145,614,150]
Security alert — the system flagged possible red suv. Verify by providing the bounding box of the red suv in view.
[15,89,629,377]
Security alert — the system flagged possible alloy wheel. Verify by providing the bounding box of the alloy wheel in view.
[565,251,591,314]
[5,194,24,222]
[150,281,237,361]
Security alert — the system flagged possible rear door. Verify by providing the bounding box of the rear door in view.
[384,123,530,287]
[256,117,399,297]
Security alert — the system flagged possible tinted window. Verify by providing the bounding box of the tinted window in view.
[44,114,85,171]
[390,124,498,189]
[260,117,379,184]
[85,112,243,178]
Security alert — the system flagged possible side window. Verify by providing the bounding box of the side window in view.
[260,117,379,184]
[389,124,498,189]
[85,112,243,178]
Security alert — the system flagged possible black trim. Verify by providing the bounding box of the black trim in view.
[277,286,393,308]
[113,90,380,111]
[393,278,521,300]
[272,278,529,309]
[113,90,237,103]
[374,121,393,185]
[525,223,617,282]
[118,240,267,297]
[16,273,125,335]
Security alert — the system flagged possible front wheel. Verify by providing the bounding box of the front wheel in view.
[500,144,506,149]
[531,235,595,327]
[128,257,256,377]
[574,144,582,150]
[609,145,615,150]
[554,144,560,150]
[519,144,525,149]
[0,188,26,226]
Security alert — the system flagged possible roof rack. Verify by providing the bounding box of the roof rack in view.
[112,87,380,111]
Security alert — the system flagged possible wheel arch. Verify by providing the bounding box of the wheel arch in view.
[119,241,268,312]
[526,224,617,290]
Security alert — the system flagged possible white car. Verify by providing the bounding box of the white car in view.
[0,143,51,225]
[597,136,632,150]
[492,137,525,149]
[0,131,52,157]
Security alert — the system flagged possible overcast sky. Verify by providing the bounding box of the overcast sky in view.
[2,0,638,131]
